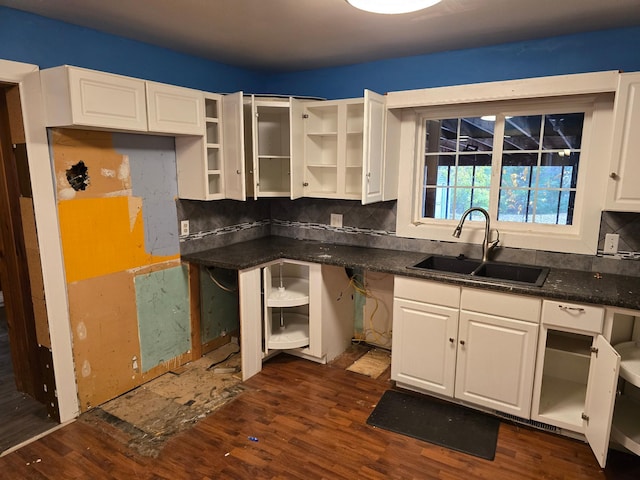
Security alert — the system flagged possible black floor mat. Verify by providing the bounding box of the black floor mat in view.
[367,389,500,460]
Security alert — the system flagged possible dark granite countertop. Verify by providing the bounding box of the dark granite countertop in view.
[182,236,640,311]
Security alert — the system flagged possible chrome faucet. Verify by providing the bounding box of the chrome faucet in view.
[452,207,500,263]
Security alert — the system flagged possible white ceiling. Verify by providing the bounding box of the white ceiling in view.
[3,0,640,71]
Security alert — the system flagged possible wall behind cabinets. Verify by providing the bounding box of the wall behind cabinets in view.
[51,129,190,411]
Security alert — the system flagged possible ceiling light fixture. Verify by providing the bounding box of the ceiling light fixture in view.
[346,0,442,14]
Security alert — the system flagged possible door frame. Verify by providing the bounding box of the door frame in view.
[0,59,79,422]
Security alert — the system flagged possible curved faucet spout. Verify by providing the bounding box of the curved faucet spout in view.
[452,207,499,263]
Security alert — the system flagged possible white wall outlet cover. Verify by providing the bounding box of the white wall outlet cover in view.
[180,220,190,236]
[330,213,343,228]
[604,233,619,254]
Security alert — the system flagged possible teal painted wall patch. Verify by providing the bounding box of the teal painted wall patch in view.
[135,265,190,372]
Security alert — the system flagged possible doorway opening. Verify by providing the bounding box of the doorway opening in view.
[0,83,59,455]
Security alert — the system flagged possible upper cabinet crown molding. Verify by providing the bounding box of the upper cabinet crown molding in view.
[386,71,620,109]
[40,65,204,136]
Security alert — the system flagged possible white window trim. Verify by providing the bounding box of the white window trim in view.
[396,90,615,255]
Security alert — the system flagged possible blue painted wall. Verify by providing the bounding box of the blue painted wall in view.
[2,6,640,99]
[0,7,262,93]
[262,26,640,99]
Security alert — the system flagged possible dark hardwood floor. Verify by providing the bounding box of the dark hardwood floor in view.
[1,351,640,479]
[0,305,58,454]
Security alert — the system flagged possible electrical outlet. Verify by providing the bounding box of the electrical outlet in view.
[180,220,190,236]
[604,233,619,254]
[330,213,343,228]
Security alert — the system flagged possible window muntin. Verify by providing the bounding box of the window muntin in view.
[420,111,585,226]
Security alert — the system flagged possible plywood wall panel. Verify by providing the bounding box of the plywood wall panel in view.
[50,129,132,200]
[68,270,141,411]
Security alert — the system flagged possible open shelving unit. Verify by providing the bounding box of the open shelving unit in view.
[263,260,315,354]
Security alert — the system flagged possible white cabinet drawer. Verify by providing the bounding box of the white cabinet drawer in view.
[541,300,604,333]
[394,276,460,308]
[461,288,541,323]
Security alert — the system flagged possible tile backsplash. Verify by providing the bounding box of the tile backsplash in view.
[177,197,640,277]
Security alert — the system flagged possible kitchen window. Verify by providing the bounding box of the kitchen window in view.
[421,112,584,226]
[395,93,615,255]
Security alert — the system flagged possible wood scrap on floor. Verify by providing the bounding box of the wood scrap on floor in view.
[346,347,391,379]
[79,342,244,457]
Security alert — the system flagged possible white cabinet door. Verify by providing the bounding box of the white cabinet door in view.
[41,66,148,131]
[606,72,640,211]
[455,310,538,418]
[290,98,306,199]
[391,298,458,396]
[584,335,620,468]
[362,89,385,204]
[222,92,247,201]
[146,82,204,135]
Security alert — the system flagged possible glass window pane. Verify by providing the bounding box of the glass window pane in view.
[425,119,458,153]
[539,152,579,189]
[500,153,537,187]
[498,189,532,222]
[542,113,585,149]
[457,155,492,187]
[503,115,542,150]
[424,154,455,187]
[459,117,494,152]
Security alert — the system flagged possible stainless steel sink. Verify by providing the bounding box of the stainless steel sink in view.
[408,255,549,287]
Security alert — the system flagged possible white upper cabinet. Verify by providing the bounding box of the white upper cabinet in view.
[301,89,386,204]
[41,65,148,132]
[145,81,204,135]
[606,72,640,211]
[222,91,246,201]
[362,89,385,204]
[41,65,204,135]
[176,93,224,200]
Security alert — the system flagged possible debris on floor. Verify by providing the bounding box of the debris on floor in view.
[80,342,245,457]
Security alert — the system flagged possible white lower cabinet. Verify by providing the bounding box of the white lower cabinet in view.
[531,300,621,468]
[238,259,353,380]
[392,277,540,419]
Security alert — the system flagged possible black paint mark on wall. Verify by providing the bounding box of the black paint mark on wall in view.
[66,161,90,191]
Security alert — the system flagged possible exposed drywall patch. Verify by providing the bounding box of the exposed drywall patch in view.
[59,196,178,283]
[68,270,141,412]
[66,160,90,191]
[50,129,132,199]
[135,265,190,373]
[113,133,179,257]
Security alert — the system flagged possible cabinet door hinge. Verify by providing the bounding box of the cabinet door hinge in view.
[590,346,598,357]
[581,412,589,422]
[302,113,309,119]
